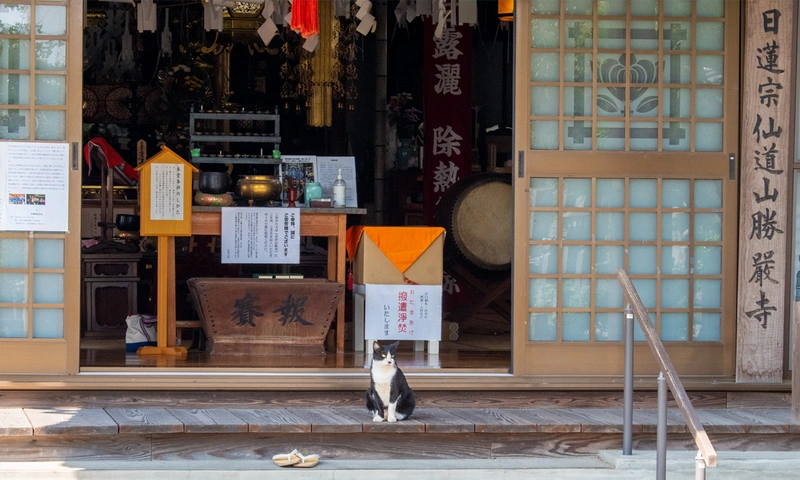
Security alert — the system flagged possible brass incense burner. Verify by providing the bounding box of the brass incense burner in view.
[236,175,282,205]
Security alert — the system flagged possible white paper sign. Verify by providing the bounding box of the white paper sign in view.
[316,156,358,207]
[364,284,442,341]
[150,163,184,221]
[0,142,69,232]
[221,207,300,264]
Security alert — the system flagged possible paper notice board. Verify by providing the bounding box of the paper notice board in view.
[364,284,442,341]
[0,142,69,232]
[221,207,300,264]
[317,156,358,207]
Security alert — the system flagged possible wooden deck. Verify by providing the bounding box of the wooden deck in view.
[1,391,798,462]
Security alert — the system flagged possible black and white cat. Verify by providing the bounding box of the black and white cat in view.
[365,341,415,422]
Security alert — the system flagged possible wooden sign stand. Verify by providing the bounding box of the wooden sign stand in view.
[134,146,199,357]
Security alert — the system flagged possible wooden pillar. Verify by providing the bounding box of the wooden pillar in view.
[736,0,795,384]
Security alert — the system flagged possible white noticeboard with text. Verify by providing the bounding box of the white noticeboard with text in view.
[364,284,442,341]
[317,156,358,207]
[150,163,184,221]
[221,207,300,264]
[0,142,69,232]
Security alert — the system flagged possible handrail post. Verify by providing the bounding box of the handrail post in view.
[695,450,706,480]
[623,304,634,455]
[657,371,667,480]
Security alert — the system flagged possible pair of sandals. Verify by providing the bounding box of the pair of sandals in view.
[272,449,320,468]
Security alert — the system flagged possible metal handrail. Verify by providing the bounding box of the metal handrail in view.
[617,268,717,479]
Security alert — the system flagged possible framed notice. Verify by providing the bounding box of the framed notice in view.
[0,142,69,232]
[221,207,300,264]
[364,284,442,341]
[317,156,358,207]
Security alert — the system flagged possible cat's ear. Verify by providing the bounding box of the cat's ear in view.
[389,341,400,351]
[373,341,382,352]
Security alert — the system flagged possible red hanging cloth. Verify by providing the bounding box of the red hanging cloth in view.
[290,0,319,38]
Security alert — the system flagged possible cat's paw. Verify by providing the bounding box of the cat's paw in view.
[387,416,398,423]
[372,415,384,422]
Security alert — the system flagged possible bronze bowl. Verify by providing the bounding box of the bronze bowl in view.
[236,175,282,205]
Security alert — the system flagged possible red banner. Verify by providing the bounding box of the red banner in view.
[423,20,473,225]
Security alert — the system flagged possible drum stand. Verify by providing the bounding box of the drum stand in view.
[444,262,511,329]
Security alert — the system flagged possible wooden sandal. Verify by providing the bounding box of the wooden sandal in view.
[293,452,320,468]
[272,449,300,467]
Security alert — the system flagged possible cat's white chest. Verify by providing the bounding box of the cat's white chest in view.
[371,363,396,404]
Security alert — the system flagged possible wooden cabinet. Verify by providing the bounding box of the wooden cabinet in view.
[81,253,142,337]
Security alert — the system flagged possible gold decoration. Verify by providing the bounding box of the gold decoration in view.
[308,0,335,127]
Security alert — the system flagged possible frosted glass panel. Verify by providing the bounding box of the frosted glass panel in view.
[565,122,592,150]
[0,5,30,34]
[0,273,27,302]
[632,279,656,308]
[532,19,560,48]
[629,213,657,241]
[35,75,65,105]
[662,246,689,274]
[629,246,657,274]
[531,53,560,82]
[0,109,31,140]
[694,180,722,208]
[662,122,690,151]
[695,213,722,241]
[630,22,658,50]
[631,87,658,117]
[562,212,591,240]
[564,87,593,115]
[631,0,657,16]
[696,89,723,118]
[565,0,592,15]
[532,87,559,116]
[565,21,593,48]
[662,279,689,308]
[35,40,66,70]
[33,308,63,339]
[696,56,723,84]
[35,5,67,35]
[532,0,559,14]
[596,313,622,341]
[598,21,626,49]
[530,313,557,341]
[530,212,559,240]
[661,313,689,341]
[529,278,557,308]
[693,313,720,341]
[695,123,723,151]
[662,179,690,208]
[563,245,591,274]
[563,279,590,308]
[531,121,559,149]
[662,212,690,241]
[530,245,558,274]
[694,246,721,274]
[564,179,591,207]
[597,0,625,16]
[596,87,624,117]
[33,273,63,304]
[531,178,558,206]
[596,279,622,308]
[562,313,590,341]
[597,122,625,150]
[663,89,690,118]
[0,307,27,338]
[0,74,30,104]
[664,0,691,17]
[596,212,624,240]
[0,238,27,268]
[0,39,31,69]
[696,22,723,51]
[630,122,658,151]
[595,246,623,274]
[35,110,65,140]
[34,239,63,268]
[664,55,691,84]
[697,0,724,17]
[597,179,624,207]
[663,22,691,51]
[630,179,657,207]
[694,279,721,308]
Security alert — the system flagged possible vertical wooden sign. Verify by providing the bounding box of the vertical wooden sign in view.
[737,0,795,383]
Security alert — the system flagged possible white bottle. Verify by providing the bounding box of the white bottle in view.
[333,168,346,208]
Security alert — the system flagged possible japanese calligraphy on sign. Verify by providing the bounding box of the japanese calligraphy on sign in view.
[423,18,472,224]
[736,0,795,383]
[150,163,184,221]
[364,284,442,341]
[221,207,300,264]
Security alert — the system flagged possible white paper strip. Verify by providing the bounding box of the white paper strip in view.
[302,34,319,52]
[356,13,375,35]
[258,17,278,45]
[160,8,172,56]
[334,0,351,17]
[457,0,477,25]
[272,0,288,25]
[203,1,224,31]
[417,0,432,17]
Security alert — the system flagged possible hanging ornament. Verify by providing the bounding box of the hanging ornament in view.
[290,0,320,38]
[160,8,172,57]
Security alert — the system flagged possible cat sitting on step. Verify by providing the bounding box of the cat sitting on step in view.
[365,341,416,422]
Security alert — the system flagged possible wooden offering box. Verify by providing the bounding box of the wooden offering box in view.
[187,278,343,355]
